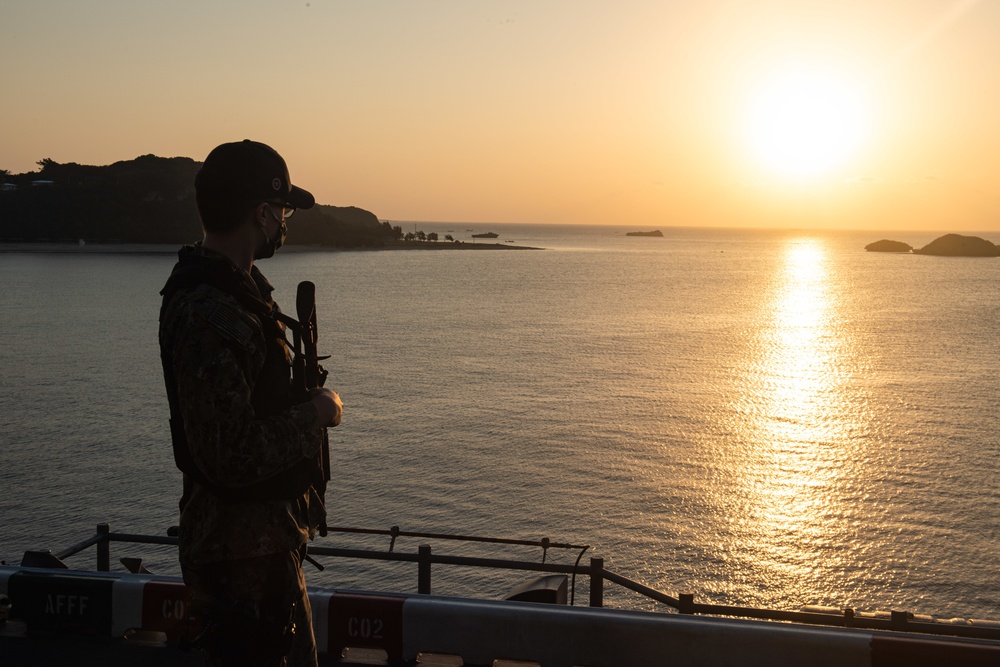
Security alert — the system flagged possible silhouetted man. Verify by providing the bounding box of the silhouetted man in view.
[159,140,342,666]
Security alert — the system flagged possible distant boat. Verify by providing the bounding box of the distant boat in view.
[626,230,664,237]
[472,232,499,238]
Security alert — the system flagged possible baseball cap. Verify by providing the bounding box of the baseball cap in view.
[195,140,315,209]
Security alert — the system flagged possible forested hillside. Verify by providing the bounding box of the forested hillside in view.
[0,155,395,247]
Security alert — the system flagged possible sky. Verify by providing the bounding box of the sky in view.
[3,0,1000,230]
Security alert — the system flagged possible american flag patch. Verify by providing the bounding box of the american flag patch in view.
[206,302,254,348]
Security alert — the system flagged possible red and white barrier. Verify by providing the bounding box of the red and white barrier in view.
[3,566,999,666]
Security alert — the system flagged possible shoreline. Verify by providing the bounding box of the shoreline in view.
[380,240,541,251]
[0,241,543,254]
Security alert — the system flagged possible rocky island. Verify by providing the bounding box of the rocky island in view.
[913,234,1000,257]
[626,230,664,237]
[865,234,1000,257]
[865,239,913,253]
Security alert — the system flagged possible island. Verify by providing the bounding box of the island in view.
[865,239,912,253]
[626,230,664,237]
[913,234,1000,257]
[471,232,499,238]
[0,155,539,250]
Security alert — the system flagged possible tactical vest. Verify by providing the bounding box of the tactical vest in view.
[159,248,323,503]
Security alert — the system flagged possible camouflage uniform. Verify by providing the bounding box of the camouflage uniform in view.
[160,243,326,667]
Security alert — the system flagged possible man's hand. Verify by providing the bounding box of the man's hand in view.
[310,388,343,427]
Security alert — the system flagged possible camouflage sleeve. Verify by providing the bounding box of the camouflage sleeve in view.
[168,291,324,488]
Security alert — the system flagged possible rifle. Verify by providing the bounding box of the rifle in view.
[292,280,331,536]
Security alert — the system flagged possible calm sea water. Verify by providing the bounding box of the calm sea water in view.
[1,224,998,620]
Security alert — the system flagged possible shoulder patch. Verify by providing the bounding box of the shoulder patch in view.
[201,300,256,348]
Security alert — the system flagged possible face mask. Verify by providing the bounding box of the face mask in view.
[255,211,287,260]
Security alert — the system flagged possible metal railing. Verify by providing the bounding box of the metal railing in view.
[44,523,1000,642]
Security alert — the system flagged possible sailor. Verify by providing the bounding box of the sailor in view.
[159,140,342,667]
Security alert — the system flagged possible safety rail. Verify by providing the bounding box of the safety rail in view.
[43,523,1000,642]
[324,524,588,563]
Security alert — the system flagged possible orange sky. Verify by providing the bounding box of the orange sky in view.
[3,1,999,230]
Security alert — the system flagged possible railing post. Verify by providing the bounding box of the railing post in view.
[589,556,604,607]
[418,544,431,594]
[96,523,111,572]
[679,593,694,614]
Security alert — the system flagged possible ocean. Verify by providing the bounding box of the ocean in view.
[1,224,998,620]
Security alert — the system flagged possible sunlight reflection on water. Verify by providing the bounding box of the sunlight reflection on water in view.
[732,238,862,601]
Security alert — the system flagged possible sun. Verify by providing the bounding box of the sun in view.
[744,67,870,180]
